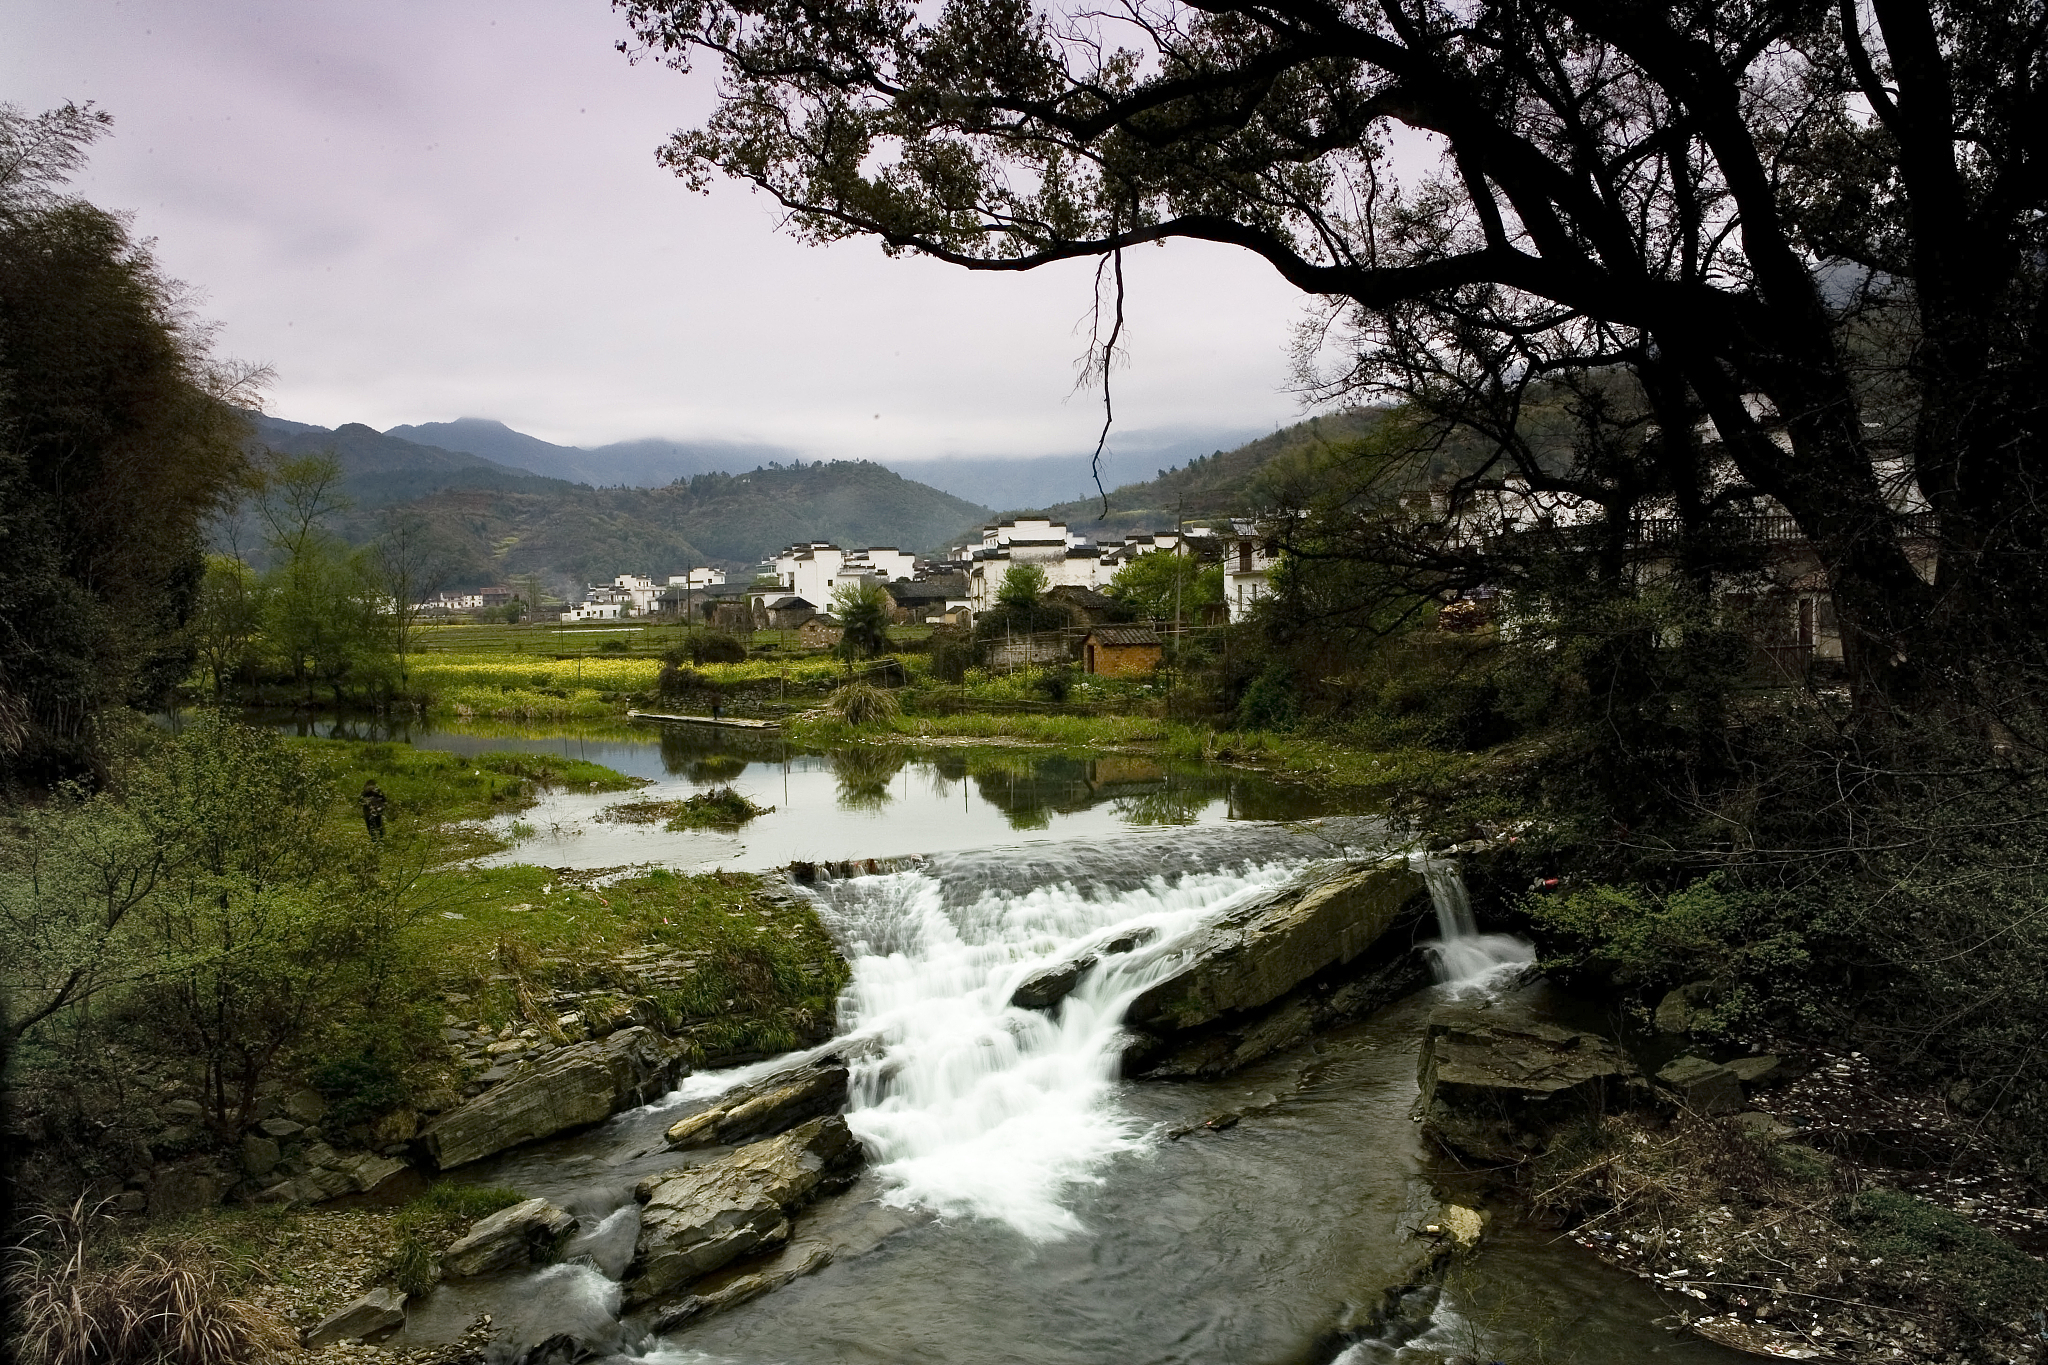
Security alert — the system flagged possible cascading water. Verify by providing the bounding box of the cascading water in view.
[1413,855,1535,990]
[802,844,1316,1239]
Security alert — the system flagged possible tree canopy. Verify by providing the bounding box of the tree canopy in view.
[0,103,257,784]
[618,0,2048,704]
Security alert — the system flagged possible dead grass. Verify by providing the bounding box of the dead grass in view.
[6,1197,299,1365]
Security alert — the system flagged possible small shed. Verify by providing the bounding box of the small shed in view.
[764,595,818,629]
[1081,625,1163,677]
[795,613,843,649]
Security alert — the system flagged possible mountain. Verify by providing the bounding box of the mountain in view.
[344,461,990,591]
[382,418,796,487]
[237,413,991,588]
[955,409,1391,536]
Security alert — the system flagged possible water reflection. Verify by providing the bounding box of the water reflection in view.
[211,709,1368,870]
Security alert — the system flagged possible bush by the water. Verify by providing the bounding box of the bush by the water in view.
[689,631,749,664]
[832,681,899,727]
[663,785,771,830]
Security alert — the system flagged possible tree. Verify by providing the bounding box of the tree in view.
[256,455,390,704]
[831,578,893,663]
[1108,552,1222,621]
[0,102,257,783]
[996,562,1048,609]
[615,0,2048,705]
[189,554,265,700]
[371,508,458,697]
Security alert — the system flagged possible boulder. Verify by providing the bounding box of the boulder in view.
[1416,1001,1640,1163]
[1724,1053,1787,1088]
[1009,955,1097,1011]
[148,1158,226,1217]
[162,1098,205,1123]
[334,1151,412,1197]
[1656,1056,1744,1114]
[665,1059,850,1150]
[283,1087,328,1124]
[626,1115,862,1307]
[1653,981,1720,1034]
[241,1134,280,1179]
[302,1286,406,1348]
[421,1026,687,1170]
[442,1197,580,1277]
[650,1243,834,1331]
[1125,857,1423,1037]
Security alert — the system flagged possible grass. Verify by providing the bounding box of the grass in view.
[7,1197,298,1365]
[291,738,643,829]
[407,865,847,1047]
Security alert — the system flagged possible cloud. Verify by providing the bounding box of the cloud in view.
[5,0,1313,460]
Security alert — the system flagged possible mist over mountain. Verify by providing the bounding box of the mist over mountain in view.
[382,418,795,488]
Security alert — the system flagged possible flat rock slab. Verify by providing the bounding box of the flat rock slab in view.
[1417,1001,1640,1163]
[1126,857,1424,1036]
[443,1197,580,1277]
[303,1287,407,1348]
[627,1115,862,1307]
[665,1057,849,1151]
[1657,1055,1745,1114]
[421,1026,687,1170]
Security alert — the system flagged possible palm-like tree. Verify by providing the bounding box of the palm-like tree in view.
[831,579,892,668]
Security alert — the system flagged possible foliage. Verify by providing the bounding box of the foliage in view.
[6,1196,297,1365]
[0,103,255,785]
[622,0,2048,704]
[996,562,1047,607]
[831,579,892,662]
[832,680,899,727]
[1107,553,1222,621]
[927,630,974,683]
[1521,877,1814,1037]
[189,556,264,700]
[688,630,748,664]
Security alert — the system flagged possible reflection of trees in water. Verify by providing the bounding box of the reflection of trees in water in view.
[831,745,910,810]
[1111,786,1209,826]
[967,752,1094,831]
[658,726,783,779]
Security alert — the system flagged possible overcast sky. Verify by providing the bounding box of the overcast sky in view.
[4,0,1323,467]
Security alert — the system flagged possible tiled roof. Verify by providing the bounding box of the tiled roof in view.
[1085,625,1163,647]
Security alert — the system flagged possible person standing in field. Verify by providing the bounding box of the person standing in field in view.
[360,780,387,841]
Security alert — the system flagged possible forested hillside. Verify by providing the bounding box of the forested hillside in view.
[238,414,991,587]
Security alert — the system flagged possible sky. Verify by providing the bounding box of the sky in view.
[4,0,1323,470]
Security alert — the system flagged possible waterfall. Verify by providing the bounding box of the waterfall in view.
[1413,855,1534,990]
[802,857,1308,1241]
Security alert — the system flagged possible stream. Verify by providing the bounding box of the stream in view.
[265,716,1753,1363]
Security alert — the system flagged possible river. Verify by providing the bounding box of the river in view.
[265,716,1752,1363]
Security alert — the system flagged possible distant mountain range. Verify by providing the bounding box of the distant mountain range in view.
[237,414,990,590]
[233,408,1374,592]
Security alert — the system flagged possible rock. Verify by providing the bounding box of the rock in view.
[257,1117,303,1139]
[115,1190,146,1214]
[302,1286,407,1348]
[442,1197,580,1277]
[1724,1053,1786,1087]
[282,1087,327,1124]
[626,1115,862,1307]
[665,1059,850,1150]
[650,1243,834,1330]
[149,1158,226,1217]
[162,1098,205,1123]
[1416,1001,1640,1163]
[1102,926,1157,955]
[421,1026,688,1169]
[335,1151,412,1197]
[1657,1056,1744,1114]
[1126,857,1423,1037]
[1653,981,1720,1034]
[1728,1110,1801,1141]
[372,1109,419,1143]
[241,1134,280,1178]
[1009,955,1097,1011]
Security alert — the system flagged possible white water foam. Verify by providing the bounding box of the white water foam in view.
[807,861,1309,1241]
[1413,855,1535,993]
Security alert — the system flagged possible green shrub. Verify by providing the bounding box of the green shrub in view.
[662,786,771,830]
[833,681,899,727]
[599,639,630,653]
[689,631,748,664]
[928,632,975,683]
[1236,662,1301,731]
